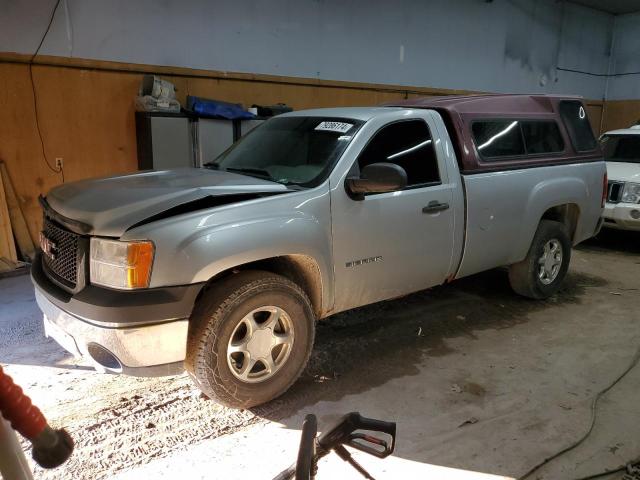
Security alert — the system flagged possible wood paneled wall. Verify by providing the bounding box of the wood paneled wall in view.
[1,63,142,246]
[585,102,604,137]
[0,53,624,248]
[601,100,640,133]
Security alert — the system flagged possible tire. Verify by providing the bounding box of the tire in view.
[185,270,315,409]
[508,220,572,299]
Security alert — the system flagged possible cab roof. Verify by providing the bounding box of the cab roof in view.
[387,93,584,115]
[283,106,404,121]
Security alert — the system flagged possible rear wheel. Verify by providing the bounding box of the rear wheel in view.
[185,271,315,409]
[508,220,571,299]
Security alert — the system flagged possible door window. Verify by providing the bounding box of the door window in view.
[601,135,640,164]
[357,120,440,187]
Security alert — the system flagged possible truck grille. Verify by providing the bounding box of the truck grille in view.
[41,217,80,288]
[607,181,625,204]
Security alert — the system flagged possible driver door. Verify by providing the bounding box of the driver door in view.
[330,112,457,313]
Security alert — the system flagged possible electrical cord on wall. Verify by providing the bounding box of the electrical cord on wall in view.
[30,0,65,183]
[518,344,640,480]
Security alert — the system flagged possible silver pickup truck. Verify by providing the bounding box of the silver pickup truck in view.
[33,94,606,408]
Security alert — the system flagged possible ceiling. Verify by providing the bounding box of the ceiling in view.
[570,0,640,14]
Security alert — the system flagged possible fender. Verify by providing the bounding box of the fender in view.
[188,213,330,290]
[122,185,335,314]
[511,176,588,264]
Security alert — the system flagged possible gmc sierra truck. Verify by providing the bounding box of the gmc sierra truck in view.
[32,94,606,408]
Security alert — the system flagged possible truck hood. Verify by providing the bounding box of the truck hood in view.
[46,168,290,237]
[607,161,640,183]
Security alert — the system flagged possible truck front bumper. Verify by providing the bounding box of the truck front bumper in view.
[31,255,203,376]
[603,202,640,232]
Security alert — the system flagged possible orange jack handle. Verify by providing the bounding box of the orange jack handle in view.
[0,365,47,441]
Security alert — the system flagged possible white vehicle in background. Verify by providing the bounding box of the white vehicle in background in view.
[600,126,640,231]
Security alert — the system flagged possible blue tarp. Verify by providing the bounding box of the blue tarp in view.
[186,96,256,120]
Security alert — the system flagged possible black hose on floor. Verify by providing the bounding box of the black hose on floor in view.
[517,344,640,480]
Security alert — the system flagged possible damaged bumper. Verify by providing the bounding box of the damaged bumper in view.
[31,256,203,376]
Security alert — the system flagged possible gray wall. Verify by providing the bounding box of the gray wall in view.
[607,12,640,100]
[1,0,614,99]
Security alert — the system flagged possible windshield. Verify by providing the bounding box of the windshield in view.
[601,134,640,164]
[204,116,364,187]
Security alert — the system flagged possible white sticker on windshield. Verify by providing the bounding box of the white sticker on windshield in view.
[315,121,353,133]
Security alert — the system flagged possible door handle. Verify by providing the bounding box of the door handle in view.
[422,201,449,214]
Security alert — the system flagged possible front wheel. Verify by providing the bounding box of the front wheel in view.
[508,220,572,299]
[185,271,315,409]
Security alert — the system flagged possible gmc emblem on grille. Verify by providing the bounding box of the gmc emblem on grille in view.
[39,232,57,260]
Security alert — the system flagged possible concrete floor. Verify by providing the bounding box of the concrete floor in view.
[1,228,639,480]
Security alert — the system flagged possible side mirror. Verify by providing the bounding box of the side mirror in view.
[345,163,408,200]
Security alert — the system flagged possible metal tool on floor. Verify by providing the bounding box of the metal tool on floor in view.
[0,365,74,480]
[273,412,396,480]
[623,463,640,480]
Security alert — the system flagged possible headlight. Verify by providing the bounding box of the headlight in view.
[90,238,154,289]
[622,182,640,204]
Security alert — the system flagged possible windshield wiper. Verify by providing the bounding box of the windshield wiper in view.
[225,167,273,180]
